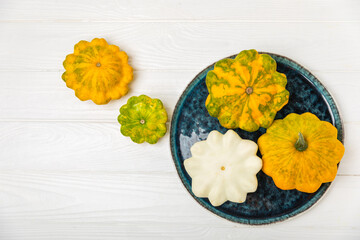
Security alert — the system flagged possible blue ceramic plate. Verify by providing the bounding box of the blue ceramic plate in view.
[170,52,344,225]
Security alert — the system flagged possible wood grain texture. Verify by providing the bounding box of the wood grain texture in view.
[0,172,358,240]
[0,122,172,173]
[0,0,359,22]
[0,22,359,72]
[0,121,357,175]
[0,70,189,121]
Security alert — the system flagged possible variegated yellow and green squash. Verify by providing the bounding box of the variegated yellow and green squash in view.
[118,95,168,144]
[62,38,133,105]
[258,112,345,193]
[205,49,289,132]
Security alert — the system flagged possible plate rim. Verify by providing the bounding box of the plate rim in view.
[169,52,344,225]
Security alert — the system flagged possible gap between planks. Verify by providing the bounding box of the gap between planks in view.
[1,20,360,23]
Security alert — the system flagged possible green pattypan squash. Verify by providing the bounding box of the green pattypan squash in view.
[118,95,167,144]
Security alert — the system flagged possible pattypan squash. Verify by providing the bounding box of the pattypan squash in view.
[205,49,289,132]
[62,38,133,105]
[258,112,345,193]
[118,95,167,144]
[184,130,262,206]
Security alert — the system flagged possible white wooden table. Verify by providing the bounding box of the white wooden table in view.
[0,0,359,239]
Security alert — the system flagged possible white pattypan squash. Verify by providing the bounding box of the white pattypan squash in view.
[184,130,262,207]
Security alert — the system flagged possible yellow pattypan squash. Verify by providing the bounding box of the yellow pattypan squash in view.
[205,49,289,132]
[258,112,345,193]
[62,38,133,104]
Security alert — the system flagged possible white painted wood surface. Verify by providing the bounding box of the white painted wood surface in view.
[0,0,359,239]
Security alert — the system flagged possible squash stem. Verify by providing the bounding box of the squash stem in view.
[245,87,253,95]
[295,132,308,151]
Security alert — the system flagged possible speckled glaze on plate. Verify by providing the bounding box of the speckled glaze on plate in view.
[170,52,344,225]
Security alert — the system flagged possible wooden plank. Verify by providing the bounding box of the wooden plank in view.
[0,122,173,173]
[0,22,359,71]
[0,70,190,121]
[0,172,358,239]
[0,71,358,122]
[313,71,360,123]
[0,0,359,22]
[0,121,357,175]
